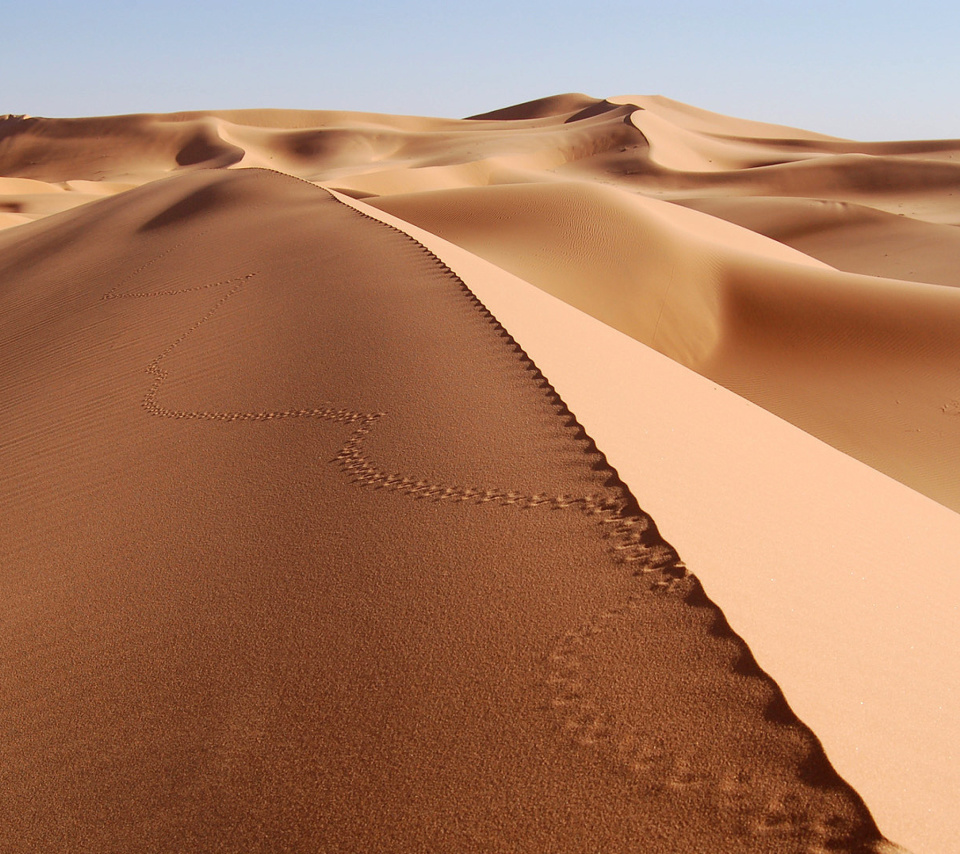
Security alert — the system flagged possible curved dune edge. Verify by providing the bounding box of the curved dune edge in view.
[368,180,960,514]
[340,192,959,854]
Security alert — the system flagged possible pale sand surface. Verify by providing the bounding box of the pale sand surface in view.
[351,199,957,854]
[2,95,959,852]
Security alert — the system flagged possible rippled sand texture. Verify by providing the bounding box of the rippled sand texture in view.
[2,95,957,852]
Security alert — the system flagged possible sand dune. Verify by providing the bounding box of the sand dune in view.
[5,98,959,512]
[350,197,958,854]
[2,93,958,852]
[0,167,883,852]
[676,196,960,287]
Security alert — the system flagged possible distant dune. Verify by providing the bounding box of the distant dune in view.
[1,94,957,853]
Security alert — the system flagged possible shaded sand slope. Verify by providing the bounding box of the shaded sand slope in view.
[0,169,884,851]
[348,198,958,854]
[370,181,960,512]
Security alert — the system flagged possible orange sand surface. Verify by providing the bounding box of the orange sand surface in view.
[2,95,958,852]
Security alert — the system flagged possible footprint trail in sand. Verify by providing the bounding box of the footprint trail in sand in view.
[0,167,885,852]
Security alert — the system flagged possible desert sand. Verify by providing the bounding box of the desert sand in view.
[1,95,957,852]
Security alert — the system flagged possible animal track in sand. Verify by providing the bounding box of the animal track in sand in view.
[544,584,871,852]
[100,171,880,853]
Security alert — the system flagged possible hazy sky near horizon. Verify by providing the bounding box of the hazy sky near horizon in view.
[3,0,958,140]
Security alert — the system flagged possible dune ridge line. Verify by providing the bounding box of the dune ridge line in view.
[334,183,888,850]
[89,166,883,850]
[104,170,686,570]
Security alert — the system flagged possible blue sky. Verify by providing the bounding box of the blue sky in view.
[3,0,958,140]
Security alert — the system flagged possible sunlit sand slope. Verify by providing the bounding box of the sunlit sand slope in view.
[351,198,955,854]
